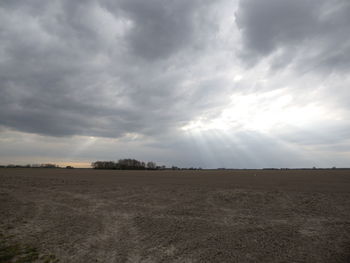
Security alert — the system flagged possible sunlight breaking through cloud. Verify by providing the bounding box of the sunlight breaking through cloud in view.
[181,89,334,134]
[0,0,349,168]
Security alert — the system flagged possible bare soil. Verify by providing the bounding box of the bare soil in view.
[1,168,350,262]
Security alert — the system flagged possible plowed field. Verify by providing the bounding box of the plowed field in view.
[1,169,349,262]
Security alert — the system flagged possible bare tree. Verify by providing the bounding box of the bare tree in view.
[147,161,156,170]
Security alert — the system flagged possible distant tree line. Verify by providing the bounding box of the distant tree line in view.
[91,160,205,170]
[0,164,74,169]
[0,163,59,168]
[1,162,347,170]
[91,159,158,170]
[262,167,342,170]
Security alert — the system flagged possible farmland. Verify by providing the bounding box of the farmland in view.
[1,168,349,262]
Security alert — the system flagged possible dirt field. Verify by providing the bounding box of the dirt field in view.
[1,168,350,262]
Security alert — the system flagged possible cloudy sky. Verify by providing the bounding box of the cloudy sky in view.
[1,0,349,168]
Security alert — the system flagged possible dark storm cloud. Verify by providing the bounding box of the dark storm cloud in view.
[0,0,225,137]
[235,0,350,72]
[116,0,200,60]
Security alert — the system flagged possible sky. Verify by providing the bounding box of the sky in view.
[0,0,350,168]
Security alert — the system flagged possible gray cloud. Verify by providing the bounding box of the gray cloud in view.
[117,0,198,60]
[235,0,350,72]
[0,0,227,138]
[0,0,349,167]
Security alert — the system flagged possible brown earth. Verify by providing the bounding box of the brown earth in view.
[1,168,350,262]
